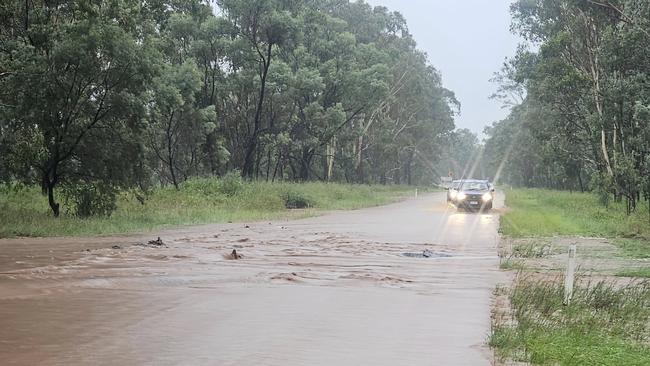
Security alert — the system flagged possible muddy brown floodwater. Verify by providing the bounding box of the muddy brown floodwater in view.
[0,192,504,366]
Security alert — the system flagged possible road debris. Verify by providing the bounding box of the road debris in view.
[402,250,454,258]
[224,249,242,260]
[134,237,168,248]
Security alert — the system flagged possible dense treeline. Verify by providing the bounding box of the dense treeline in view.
[484,0,650,215]
[0,0,458,216]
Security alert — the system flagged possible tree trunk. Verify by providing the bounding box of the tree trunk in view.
[42,168,60,217]
[577,168,584,193]
[47,182,60,217]
[406,152,414,186]
[242,43,273,179]
[299,147,312,181]
[254,146,262,180]
[272,152,281,182]
[166,111,179,190]
[265,149,272,182]
[326,138,336,182]
[355,135,364,183]
[591,59,614,177]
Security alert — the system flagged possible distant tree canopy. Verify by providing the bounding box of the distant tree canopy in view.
[0,0,459,216]
[485,0,650,215]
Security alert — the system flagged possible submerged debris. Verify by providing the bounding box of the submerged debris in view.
[134,237,168,248]
[111,245,122,250]
[148,237,165,246]
[224,249,243,260]
[402,250,454,258]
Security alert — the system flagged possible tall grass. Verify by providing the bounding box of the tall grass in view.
[491,276,650,365]
[0,179,414,238]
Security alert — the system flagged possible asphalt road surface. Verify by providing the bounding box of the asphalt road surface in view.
[0,192,504,365]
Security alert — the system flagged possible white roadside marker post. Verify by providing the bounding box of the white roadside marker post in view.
[415,188,418,197]
[563,244,577,306]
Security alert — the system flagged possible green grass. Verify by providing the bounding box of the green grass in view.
[500,189,650,258]
[499,258,528,271]
[500,189,650,238]
[491,277,650,365]
[615,238,650,259]
[0,179,416,238]
[617,267,650,279]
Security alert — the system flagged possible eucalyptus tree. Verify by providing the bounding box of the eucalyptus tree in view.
[0,0,159,216]
[488,0,650,214]
[147,10,218,189]
[0,0,463,217]
[147,60,217,188]
[215,0,298,179]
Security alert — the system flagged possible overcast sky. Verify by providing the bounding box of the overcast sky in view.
[365,0,521,137]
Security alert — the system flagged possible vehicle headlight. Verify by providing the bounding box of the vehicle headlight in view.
[482,193,492,201]
[457,192,466,200]
[450,191,457,198]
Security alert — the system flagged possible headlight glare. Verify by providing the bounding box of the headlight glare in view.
[457,192,467,200]
[482,193,492,201]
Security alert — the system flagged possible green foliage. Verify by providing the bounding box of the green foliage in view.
[486,0,650,219]
[217,171,244,197]
[60,182,118,218]
[590,171,614,207]
[1,0,456,217]
[0,0,160,216]
[283,190,313,209]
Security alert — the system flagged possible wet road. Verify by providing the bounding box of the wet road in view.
[0,192,503,365]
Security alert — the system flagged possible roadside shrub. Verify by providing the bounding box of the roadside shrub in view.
[590,172,613,207]
[218,170,244,196]
[284,190,312,209]
[61,182,118,217]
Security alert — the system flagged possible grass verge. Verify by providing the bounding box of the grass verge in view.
[500,189,650,239]
[0,179,417,238]
[493,188,650,365]
[500,188,650,259]
[617,267,650,279]
[491,276,650,365]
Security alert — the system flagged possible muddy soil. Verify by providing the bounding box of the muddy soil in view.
[0,193,504,366]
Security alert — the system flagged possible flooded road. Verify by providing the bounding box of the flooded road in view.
[0,192,503,365]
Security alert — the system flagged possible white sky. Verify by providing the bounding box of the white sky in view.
[365,0,521,137]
